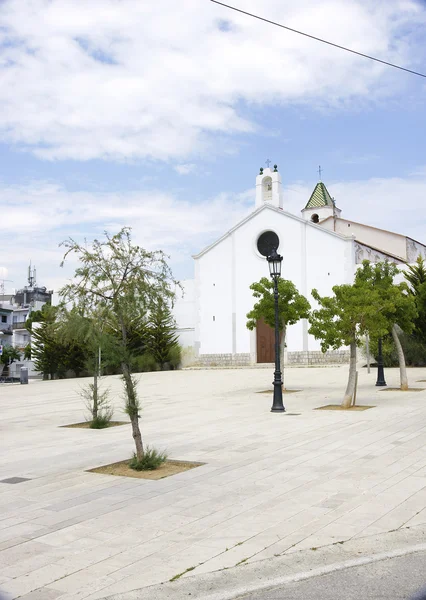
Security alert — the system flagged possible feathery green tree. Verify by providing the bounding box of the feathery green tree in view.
[404,256,426,345]
[26,305,86,379]
[60,227,178,463]
[147,300,180,370]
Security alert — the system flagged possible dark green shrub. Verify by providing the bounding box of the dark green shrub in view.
[133,353,160,372]
[89,414,112,429]
[364,333,426,367]
[168,344,182,370]
[400,334,426,367]
[364,335,398,367]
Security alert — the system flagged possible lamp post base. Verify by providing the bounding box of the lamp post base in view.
[376,373,387,387]
[271,379,285,412]
[376,338,387,387]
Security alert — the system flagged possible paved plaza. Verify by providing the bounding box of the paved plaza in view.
[1,366,426,599]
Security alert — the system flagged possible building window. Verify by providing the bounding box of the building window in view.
[311,214,319,223]
[257,231,280,257]
[1,315,6,323]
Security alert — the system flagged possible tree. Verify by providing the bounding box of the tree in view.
[59,307,115,426]
[246,277,310,388]
[355,261,417,391]
[309,282,387,408]
[60,227,178,462]
[27,304,63,379]
[1,345,21,369]
[147,300,180,370]
[404,256,426,345]
[27,304,87,379]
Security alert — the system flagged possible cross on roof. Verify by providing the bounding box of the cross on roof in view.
[318,165,322,181]
[265,159,272,168]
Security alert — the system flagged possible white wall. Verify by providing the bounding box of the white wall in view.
[173,279,195,349]
[324,219,407,260]
[196,235,234,355]
[194,207,355,358]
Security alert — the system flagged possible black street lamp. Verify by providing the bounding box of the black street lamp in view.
[267,248,285,413]
[375,336,387,387]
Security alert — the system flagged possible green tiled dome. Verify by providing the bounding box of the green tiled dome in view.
[305,182,334,209]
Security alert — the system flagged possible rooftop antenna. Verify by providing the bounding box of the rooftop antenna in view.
[28,262,36,288]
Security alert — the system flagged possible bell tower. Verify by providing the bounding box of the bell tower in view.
[302,180,341,224]
[255,163,283,210]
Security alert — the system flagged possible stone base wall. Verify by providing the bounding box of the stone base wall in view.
[195,353,251,367]
[191,350,349,368]
[286,350,350,365]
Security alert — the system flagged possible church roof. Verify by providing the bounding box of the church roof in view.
[192,204,349,259]
[304,182,334,209]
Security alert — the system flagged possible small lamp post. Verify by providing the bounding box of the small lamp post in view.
[267,248,285,413]
[375,336,387,386]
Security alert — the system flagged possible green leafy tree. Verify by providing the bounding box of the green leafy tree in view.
[23,344,32,360]
[404,256,426,345]
[246,277,310,388]
[27,304,63,379]
[147,300,180,370]
[60,227,178,463]
[59,307,115,425]
[355,261,417,390]
[0,345,21,371]
[309,282,388,408]
[27,304,87,379]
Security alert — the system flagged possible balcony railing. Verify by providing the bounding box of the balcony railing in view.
[12,322,28,330]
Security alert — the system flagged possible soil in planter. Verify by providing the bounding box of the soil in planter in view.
[61,421,130,429]
[379,388,425,392]
[315,405,375,411]
[88,459,205,480]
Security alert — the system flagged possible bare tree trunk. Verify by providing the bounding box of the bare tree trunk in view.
[92,360,98,420]
[280,326,286,390]
[342,340,357,408]
[392,324,408,391]
[119,315,144,461]
[122,362,144,460]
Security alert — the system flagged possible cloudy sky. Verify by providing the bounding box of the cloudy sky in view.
[1,0,426,295]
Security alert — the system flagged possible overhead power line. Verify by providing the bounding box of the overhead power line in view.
[210,0,426,80]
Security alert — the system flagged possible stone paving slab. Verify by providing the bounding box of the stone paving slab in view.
[1,366,426,599]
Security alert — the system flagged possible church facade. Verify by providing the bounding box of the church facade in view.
[174,166,426,367]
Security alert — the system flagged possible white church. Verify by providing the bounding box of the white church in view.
[174,165,426,367]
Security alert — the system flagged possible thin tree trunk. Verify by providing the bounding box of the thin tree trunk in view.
[342,340,357,408]
[92,360,98,420]
[280,326,286,390]
[119,315,144,461]
[392,324,408,391]
[122,362,144,460]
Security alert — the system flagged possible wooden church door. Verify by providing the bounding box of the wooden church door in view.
[256,318,275,363]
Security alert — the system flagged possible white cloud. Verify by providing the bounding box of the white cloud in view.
[0,180,255,290]
[174,164,196,175]
[0,0,424,162]
[2,170,426,295]
[284,173,426,243]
